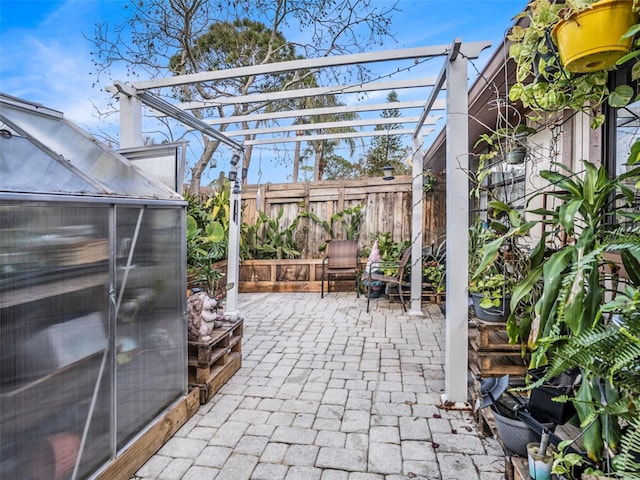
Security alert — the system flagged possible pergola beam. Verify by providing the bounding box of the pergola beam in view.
[415,47,452,139]
[131,42,492,90]
[224,116,438,137]
[175,78,438,110]
[243,128,433,146]
[110,81,243,151]
[200,100,446,126]
[112,38,493,408]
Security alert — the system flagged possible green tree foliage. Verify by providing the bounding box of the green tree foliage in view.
[323,153,360,180]
[300,95,360,182]
[170,18,298,195]
[360,91,410,177]
[90,0,398,192]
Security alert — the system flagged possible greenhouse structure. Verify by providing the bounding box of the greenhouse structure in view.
[0,94,189,479]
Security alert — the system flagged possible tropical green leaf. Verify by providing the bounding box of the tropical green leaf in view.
[558,199,582,236]
[529,236,548,268]
[608,85,634,108]
[627,139,640,166]
[540,170,583,198]
[621,248,640,286]
[582,160,598,205]
[471,236,504,280]
[616,47,640,66]
[535,247,574,343]
[621,23,640,39]
[204,221,225,243]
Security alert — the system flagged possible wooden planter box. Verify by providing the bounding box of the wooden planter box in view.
[238,258,367,293]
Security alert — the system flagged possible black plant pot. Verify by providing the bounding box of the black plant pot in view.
[367,286,383,298]
[505,147,527,164]
[470,292,511,322]
[527,367,578,425]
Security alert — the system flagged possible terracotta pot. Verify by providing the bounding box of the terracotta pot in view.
[29,432,81,480]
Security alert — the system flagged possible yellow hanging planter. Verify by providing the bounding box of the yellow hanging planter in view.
[552,0,638,73]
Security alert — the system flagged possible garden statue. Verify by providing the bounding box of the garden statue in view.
[187,291,228,342]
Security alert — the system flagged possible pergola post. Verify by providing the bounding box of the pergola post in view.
[409,136,424,315]
[117,91,142,149]
[225,153,242,318]
[443,45,470,406]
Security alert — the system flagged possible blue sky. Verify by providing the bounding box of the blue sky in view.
[0,0,525,185]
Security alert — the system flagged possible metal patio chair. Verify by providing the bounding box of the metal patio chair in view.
[321,240,361,298]
[364,247,412,313]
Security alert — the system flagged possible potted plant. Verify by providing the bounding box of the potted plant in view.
[469,273,513,321]
[186,214,226,297]
[185,185,231,296]
[535,281,640,479]
[507,0,638,127]
[506,161,640,365]
[422,257,446,294]
[468,203,534,322]
[475,124,537,166]
[552,0,638,74]
[423,170,437,194]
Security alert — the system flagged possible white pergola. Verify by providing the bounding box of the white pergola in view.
[110,39,491,406]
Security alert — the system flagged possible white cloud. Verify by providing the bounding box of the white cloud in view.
[0,1,125,135]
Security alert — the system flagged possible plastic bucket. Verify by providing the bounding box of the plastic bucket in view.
[493,410,553,457]
[553,0,638,73]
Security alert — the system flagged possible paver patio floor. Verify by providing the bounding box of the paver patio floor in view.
[133,292,505,480]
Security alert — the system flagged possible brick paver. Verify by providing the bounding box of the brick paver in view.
[132,292,505,479]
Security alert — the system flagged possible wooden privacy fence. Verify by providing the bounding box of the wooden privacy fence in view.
[240,173,446,259]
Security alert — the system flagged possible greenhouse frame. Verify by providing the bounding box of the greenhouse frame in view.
[0,94,188,479]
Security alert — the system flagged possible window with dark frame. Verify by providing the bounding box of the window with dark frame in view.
[604,63,640,227]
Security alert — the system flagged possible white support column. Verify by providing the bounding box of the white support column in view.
[409,137,424,316]
[443,47,470,407]
[117,91,143,148]
[225,154,243,319]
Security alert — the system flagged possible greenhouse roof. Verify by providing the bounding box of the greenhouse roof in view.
[0,94,183,200]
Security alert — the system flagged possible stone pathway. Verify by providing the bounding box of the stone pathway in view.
[133,292,505,479]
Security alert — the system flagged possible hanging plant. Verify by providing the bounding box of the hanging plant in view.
[507,0,638,128]
[423,170,436,195]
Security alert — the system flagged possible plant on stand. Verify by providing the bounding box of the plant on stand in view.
[186,187,230,297]
[468,201,534,322]
[493,3,640,476]
[507,161,640,362]
[506,163,640,477]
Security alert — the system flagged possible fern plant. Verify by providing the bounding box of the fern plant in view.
[542,282,640,477]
